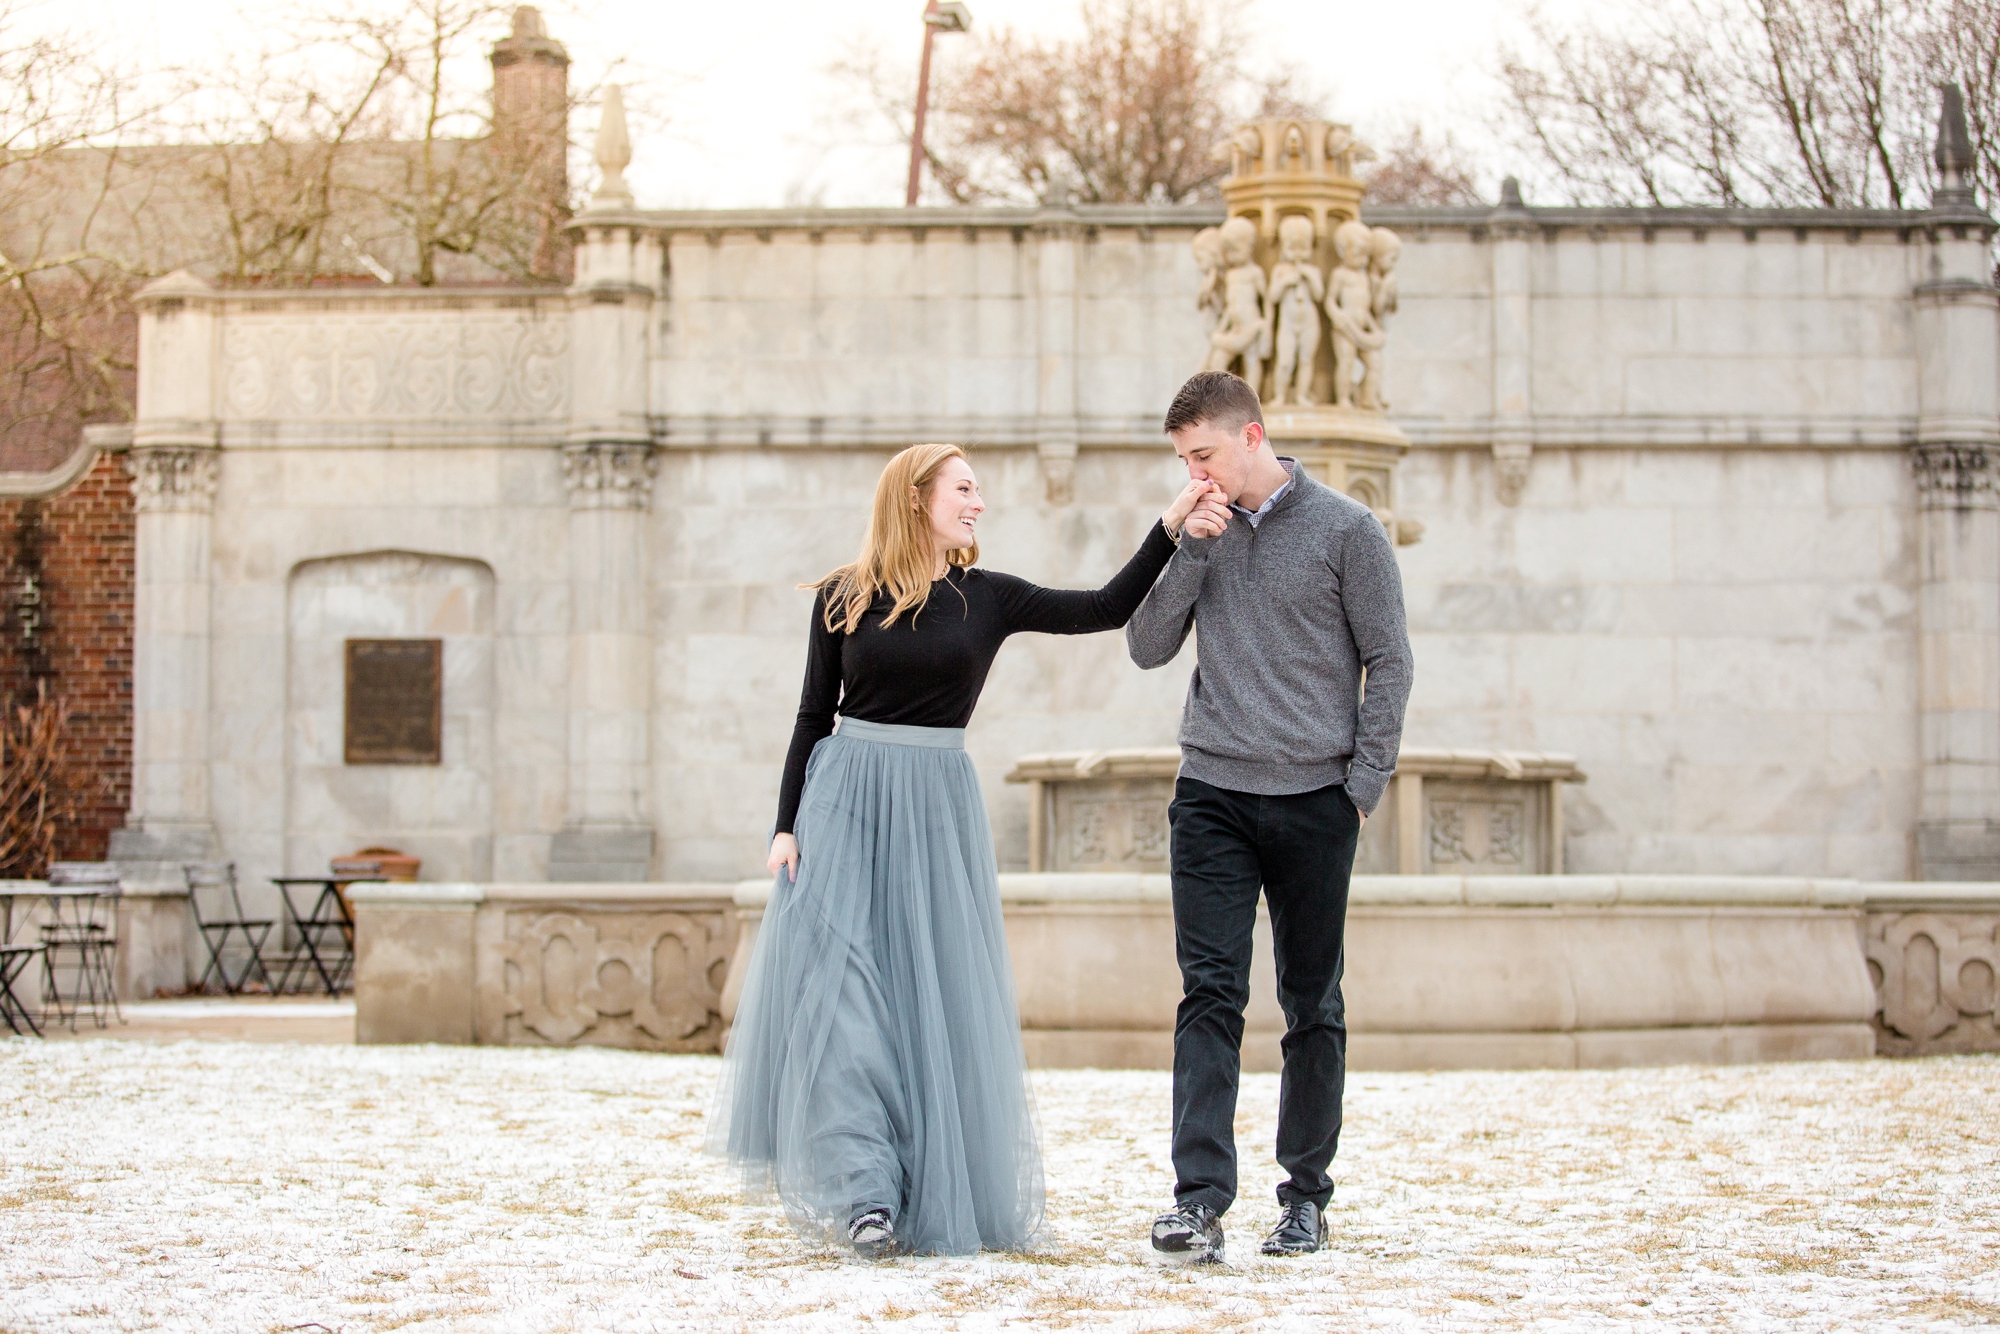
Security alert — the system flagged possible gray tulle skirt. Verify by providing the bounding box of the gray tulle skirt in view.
[708,717,1045,1255]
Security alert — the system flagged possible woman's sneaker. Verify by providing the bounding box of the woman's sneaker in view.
[848,1207,897,1258]
[1150,1200,1225,1262]
[1259,1200,1328,1255]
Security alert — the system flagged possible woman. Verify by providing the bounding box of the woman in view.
[712,443,1219,1258]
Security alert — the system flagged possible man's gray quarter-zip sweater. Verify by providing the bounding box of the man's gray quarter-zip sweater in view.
[1125,462,1413,815]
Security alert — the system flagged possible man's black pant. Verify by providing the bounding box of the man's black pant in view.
[1168,774,1359,1217]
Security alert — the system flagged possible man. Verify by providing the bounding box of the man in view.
[1128,370,1413,1262]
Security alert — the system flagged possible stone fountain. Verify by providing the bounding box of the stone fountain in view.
[1196,118,1423,545]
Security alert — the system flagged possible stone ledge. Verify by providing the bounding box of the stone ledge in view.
[733,873,1875,909]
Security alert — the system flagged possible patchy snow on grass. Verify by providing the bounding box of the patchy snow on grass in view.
[1,1040,1995,1331]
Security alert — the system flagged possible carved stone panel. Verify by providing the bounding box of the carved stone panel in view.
[219,311,569,420]
[477,904,735,1051]
[1423,779,1546,874]
[1865,909,2000,1055]
[1054,778,1174,873]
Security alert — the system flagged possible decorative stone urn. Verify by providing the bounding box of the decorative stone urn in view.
[1005,748,1586,875]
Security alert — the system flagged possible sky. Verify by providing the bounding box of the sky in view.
[18,0,1617,209]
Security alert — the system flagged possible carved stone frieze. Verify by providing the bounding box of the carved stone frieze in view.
[1912,443,2000,509]
[127,448,220,513]
[1865,908,2000,1055]
[561,442,659,510]
[219,312,569,419]
[481,906,733,1050]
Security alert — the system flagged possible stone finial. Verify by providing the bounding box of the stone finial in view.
[588,84,634,209]
[1498,176,1526,210]
[1937,83,1975,181]
[512,5,548,38]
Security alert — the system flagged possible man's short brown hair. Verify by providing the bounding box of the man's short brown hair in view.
[1163,371,1264,436]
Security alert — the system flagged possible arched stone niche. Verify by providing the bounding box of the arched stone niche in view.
[285,551,497,881]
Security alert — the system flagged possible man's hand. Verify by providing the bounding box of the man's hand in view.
[768,832,799,882]
[1183,487,1232,540]
[1162,479,1219,537]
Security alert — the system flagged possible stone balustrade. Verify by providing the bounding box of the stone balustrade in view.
[350,882,736,1049]
[348,875,2000,1067]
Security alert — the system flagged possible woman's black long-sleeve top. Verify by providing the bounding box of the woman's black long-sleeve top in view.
[774,521,1178,835]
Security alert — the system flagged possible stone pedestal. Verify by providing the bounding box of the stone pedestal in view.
[1265,406,1422,545]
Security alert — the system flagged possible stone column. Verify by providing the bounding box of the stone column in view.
[110,271,223,866]
[1034,199,1081,506]
[1914,86,2000,879]
[1489,177,1534,506]
[549,86,661,882]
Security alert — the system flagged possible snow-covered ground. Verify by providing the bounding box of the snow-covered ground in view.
[2,1040,1995,1331]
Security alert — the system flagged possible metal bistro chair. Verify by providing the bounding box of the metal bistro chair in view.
[184,862,275,995]
[0,940,43,1036]
[42,862,125,1030]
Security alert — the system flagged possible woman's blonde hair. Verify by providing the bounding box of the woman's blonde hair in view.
[811,443,978,633]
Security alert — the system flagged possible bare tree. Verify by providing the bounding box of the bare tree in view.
[180,1,585,286]
[0,5,161,469]
[833,0,1321,204]
[834,0,1485,207]
[1496,0,1998,209]
[1362,125,1485,205]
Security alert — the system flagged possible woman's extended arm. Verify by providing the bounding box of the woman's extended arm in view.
[773,591,842,840]
[993,520,1180,635]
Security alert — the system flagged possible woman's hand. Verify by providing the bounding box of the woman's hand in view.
[768,832,800,882]
[1164,479,1224,538]
[1182,487,1232,540]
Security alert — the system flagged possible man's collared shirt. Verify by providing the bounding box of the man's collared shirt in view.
[1231,460,1297,528]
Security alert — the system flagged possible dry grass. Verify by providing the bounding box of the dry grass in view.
[0,1042,1995,1331]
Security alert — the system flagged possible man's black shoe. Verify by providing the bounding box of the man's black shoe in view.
[1259,1200,1328,1255]
[1151,1200,1225,1262]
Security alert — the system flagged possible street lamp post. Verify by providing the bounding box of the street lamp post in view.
[906,1,972,207]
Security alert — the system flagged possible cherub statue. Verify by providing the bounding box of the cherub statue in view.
[1199,216,1269,390]
[1324,219,1387,410]
[1192,226,1225,334]
[1365,227,1402,411]
[1267,215,1324,406]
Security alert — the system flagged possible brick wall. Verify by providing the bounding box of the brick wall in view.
[0,450,135,859]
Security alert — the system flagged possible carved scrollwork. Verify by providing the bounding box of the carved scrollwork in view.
[490,908,733,1050]
[219,311,569,419]
[561,443,659,510]
[127,448,220,513]
[1865,910,2000,1052]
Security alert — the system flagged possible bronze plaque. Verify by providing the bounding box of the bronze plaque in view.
[344,639,443,765]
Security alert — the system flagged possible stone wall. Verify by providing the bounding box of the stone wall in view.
[113,198,1996,889]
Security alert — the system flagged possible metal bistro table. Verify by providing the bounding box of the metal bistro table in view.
[0,879,122,1032]
[270,876,380,997]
